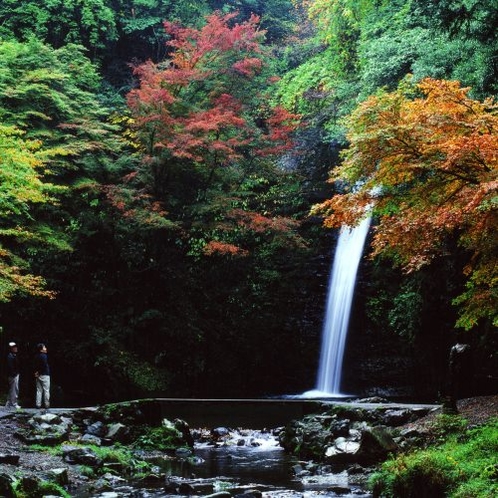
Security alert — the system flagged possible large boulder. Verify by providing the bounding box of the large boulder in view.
[105,422,129,442]
[62,446,102,467]
[45,468,69,486]
[356,426,398,463]
[279,403,430,464]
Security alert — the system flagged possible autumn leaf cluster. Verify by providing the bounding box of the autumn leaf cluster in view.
[314,77,497,329]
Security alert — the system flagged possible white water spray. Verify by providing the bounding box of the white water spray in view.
[304,216,371,398]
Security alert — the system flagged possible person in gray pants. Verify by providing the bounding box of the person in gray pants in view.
[6,342,21,409]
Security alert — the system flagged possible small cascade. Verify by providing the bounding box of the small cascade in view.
[304,216,371,398]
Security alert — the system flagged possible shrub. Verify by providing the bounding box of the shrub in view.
[429,414,468,442]
[133,424,187,452]
[370,418,498,497]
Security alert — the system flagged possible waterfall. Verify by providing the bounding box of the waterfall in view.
[304,216,371,398]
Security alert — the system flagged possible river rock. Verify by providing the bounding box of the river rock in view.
[100,473,126,485]
[15,412,72,446]
[174,418,195,447]
[234,490,263,497]
[136,473,164,485]
[0,471,15,496]
[178,482,195,494]
[280,401,433,466]
[212,427,230,438]
[18,476,39,495]
[325,438,361,462]
[175,447,192,457]
[105,422,128,442]
[292,463,311,477]
[80,433,102,445]
[336,437,361,454]
[329,418,351,437]
[15,429,68,446]
[327,485,353,495]
[45,468,69,486]
[30,413,71,431]
[0,454,19,465]
[63,446,102,467]
[356,426,398,463]
[86,420,107,437]
[35,412,61,424]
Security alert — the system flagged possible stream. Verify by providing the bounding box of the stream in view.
[84,429,373,497]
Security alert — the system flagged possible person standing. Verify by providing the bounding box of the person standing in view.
[5,342,21,409]
[34,343,50,410]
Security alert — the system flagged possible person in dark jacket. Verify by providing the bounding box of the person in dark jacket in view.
[5,342,21,409]
[34,343,50,410]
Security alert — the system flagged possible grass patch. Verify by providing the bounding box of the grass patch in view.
[13,478,70,498]
[85,443,153,476]
[55,442,153,477]
[38,480,71,498]
[25,443,60,455]
[132,420,190,452]
[370,416,498,497]
[76,464,96,478]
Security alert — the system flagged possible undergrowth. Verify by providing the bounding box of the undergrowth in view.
[13,477,71,498]
[132,420,190,451]
[370,416,498,497]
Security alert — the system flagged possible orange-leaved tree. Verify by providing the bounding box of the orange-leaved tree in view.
[313,77,497,330]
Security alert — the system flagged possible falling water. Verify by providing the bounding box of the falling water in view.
[304,216,371,398]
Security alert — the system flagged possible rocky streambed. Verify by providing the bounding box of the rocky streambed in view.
[4,396,488,497]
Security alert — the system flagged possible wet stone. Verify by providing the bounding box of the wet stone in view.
[0,454,20,465]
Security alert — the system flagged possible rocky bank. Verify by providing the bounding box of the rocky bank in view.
[0,396,496,497]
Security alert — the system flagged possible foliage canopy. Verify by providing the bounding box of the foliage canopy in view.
[125,11,303,256]
[314,77,497,330]
[0,125,64,301]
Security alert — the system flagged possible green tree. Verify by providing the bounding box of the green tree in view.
[357,0,498,99]
[66,11,312,398]
[208,0,297,42]
[411,0,498,42]
[0,125,68,301]
[0,38,106,136]
[0,0,117,52]
[0,37,131,303]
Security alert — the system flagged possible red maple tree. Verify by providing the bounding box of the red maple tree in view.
[127,12,300,169]
[121,12,304,259]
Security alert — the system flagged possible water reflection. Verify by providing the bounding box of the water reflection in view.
[193,445,296,486]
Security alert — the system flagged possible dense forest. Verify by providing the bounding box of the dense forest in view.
[0,0,496,404]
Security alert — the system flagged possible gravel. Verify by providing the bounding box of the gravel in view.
[0,409,87,489]
[398,394,498,434]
